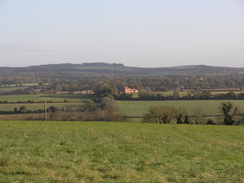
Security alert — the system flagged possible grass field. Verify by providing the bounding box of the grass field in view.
[0,94,96,111]
[1,83,49,87]
[154,91,244,97]
[0,121,243,182]
[0,94,95,103]
[116,100,244,116]
[0,103,78,111]
[0,83,50,93]
[0,87,28,93]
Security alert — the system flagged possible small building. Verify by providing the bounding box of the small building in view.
[73,90,94,94]
[59,90,94,94]
[33,89,42,93]
[119,87,139,94]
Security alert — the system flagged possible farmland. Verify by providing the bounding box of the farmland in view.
[0,121,243,182]
[117,100,244,117]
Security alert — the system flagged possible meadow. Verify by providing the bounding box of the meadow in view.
[1,83,40,87]
[0,103,75,111]
[0,121,243,182]
[0,87,27,93]
[0,94,96,111]
[0,83,43,93]
[0,94,95,103]
[153,91,244,97]
[116,100,244,116]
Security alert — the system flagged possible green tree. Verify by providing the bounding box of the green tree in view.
[100,97,124,121]
[184,114,191,124]
[143,105,176,124]
[220,101,238,125]
[19,106,27,113]
[83,100,96,112]
[93,82,118,98]
[175,108,186,124]
[172,90,180,98]
[201,90,212,99]
[47,106,58,113]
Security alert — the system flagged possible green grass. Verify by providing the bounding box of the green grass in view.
[0,87,28,93]
[117,100,244,116]
[156,91,244,97]
[0,94,95,103]
[210,91,244,95]
[0,94,96,111]
[1,83,48,87]
[0,121,243,182]
[0,83,50,93]
[21,83,45,87]
[0,103,78,111]
[160,92,188,96]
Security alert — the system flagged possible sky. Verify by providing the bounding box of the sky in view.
[0,0,244,68]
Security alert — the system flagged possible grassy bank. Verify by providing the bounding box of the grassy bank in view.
[0,121,243,182]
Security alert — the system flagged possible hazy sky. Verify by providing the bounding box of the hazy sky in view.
[1,0,244,67]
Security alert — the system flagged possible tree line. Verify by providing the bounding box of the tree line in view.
[142,101,242,125]
[115,91,244,100]
[1,73,244,95]
[0,97,125,122]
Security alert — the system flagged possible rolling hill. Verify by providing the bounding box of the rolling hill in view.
[0,62,243,76]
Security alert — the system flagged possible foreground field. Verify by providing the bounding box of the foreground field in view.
[117,100,244,116]
[0,121,243,183]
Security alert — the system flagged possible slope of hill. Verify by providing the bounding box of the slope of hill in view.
[0,63,243,76]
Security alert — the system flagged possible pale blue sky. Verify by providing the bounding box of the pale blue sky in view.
[0,0,244,67]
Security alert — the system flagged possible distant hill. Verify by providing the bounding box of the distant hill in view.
[0,62,243,76]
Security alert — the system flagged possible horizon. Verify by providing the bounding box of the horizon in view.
[1,1,244,68]
[0,62,243,69]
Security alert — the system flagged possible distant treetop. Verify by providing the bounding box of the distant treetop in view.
[81,62,124,67]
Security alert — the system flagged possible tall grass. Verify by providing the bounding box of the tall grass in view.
[0,121,243,182]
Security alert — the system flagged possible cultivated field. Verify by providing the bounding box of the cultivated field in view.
[0,121,243,182]
[116,100,244,116]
